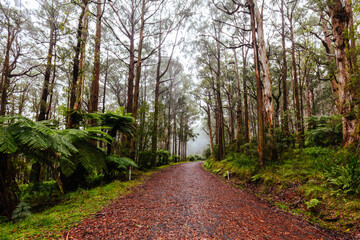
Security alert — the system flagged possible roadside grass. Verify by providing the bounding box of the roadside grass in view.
[204,147,360,233]
[0,162,184,240]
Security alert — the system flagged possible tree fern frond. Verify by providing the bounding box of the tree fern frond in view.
[0,125,18,154]
[74,141,107,174]
[84,128,113,143]
[58,156,77,177]
[106,155,138,170]
[58,129,88,142]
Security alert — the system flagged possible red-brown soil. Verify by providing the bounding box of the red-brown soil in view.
[65,162,349,239]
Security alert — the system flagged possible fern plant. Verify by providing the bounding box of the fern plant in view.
[105,155,137,181]
[12,202,31,222]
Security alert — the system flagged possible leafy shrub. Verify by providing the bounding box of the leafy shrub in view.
[306,115,342,147]
[324,152,360,195]
[157,150,171,166]
[302,147,360,196]
[272,127,296,154]
[203,147,211,159]
[238,141,258,159]
[302,147,336,172]
[171,155,180,162]
[137,151,154,170]
[305,198,321,211]
[194,154,205,160]
[12,202,31,222]
[20,181,62,210]
[105,155,137,181]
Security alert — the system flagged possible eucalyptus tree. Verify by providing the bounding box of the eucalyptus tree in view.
[105,0,163,116]
[304,0,359,145]
[36,0,65,121]
[194,69,216,159]
[89,0,106,116]
[285,0,305,147]
[0,2,39,116]
[67,0,90,128]
[325,0,359,145]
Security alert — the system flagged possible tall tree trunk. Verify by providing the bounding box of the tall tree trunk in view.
[167,93,172,151]
[132,0,146,119]
[254,0,273,129]
[0,27,16,116]
[249,0,265,167]
[151,28,162,167]
[280,0,289,134]
[38,21,55,121]
[67,0,88,128]
[46,42,58,120]
[234,49,243,151]
[242,47,251,142]
[289,6,304,147]
[102,51,109,113]
[126,1,136,114]
[89,0,102,115]
[173,106,177,155]
[0,154,20,220]
[227,82,235,143]
[73,2,89,111]
[305,75,312,119]
[215,24,225,160]
[327,0,359,145]
[206,93,215,159]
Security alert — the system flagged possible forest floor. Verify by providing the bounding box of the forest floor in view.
[65,161,351,239]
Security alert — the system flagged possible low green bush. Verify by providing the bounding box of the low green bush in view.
[305,115,342,147]
[157,150,171,166]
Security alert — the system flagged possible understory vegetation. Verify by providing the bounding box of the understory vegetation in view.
[204,116,360,233]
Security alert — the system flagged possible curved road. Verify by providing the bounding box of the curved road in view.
[67,161,342,239]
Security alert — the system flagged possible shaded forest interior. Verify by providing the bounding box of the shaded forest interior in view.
[0,0,360,236]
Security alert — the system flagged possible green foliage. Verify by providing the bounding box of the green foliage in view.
[88,109,135,137]
[272,127,296,154]
[204,150,258,181]
[203,147,211,159]
[188,154,205,161]
[157,150,171,166]
[20,181,62,208]
[105,155,137,180]
[305,115,342,147]
[171,155,180,162]
[137,151,154,170]
[305,198,321,209]
[324,152,360,195]
[187,155,196,161]
[71,141,107,176]
[0,125,18,153]
[11,202,31,222]
[106,155,137,170]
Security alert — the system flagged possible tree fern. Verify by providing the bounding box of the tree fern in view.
[88,111,135,137]
[106,155,138,170]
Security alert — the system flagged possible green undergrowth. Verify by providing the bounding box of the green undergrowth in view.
[204,147,360,233]
[0,162,183,240]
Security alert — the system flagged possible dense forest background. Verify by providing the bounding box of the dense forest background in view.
[0,0,359,233]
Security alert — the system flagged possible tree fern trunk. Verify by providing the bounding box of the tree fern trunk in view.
[0,154,20,220]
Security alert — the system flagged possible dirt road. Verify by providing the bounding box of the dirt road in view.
[66,161,344,239]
